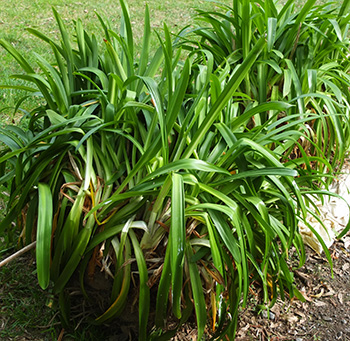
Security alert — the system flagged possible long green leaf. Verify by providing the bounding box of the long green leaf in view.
[36,183,53,289]
[129,230,150,341]
[186,242,207,340]
[170,173,185,319]
[182,36,266,158]
[95,237,132,323]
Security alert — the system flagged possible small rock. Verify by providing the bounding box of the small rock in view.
[261,310,276,320]
[295,338,303,341]
[337,331,343,339]
[341,319,347,324]
[343,236,350,250]
[322,315,333,322]
[342,263,350,271]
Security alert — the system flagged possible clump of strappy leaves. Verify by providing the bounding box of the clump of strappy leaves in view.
[1,0,350,339]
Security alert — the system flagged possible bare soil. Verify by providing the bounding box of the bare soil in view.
[1,237,350,340]
[234,240,350,341]
[169,240,350,341]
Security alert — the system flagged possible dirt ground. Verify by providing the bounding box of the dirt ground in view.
[1,237,350,340]
[233,240,350,341]
[171,239,350,341]
[92,242,350,341]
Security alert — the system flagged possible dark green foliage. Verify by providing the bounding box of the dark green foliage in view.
[0,0,350,339]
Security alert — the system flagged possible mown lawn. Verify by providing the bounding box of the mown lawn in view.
[0,0,336,114]
[0,0,233,113]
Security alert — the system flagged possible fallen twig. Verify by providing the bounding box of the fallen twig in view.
[0,241,36,267]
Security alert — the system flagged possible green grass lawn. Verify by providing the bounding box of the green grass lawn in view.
[0,253,57,340]
[0,0,337,118]
[0,0,233,116]
[0,0,337,117]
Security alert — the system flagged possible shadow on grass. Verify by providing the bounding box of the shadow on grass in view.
[0,250,134,340]
[0,252,58,340]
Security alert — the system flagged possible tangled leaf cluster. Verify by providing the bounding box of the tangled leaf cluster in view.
[1,0,350,339]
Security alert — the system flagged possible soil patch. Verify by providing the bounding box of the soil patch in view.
[1,239,350,340]
[1,235,350,340]
[235,240,350,341]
